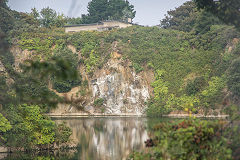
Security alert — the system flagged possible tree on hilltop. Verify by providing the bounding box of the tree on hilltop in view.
[194,0,240,30]
[82,0,136,24]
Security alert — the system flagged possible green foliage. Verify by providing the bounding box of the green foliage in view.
[160,1,197,32]
[0,0,8,9]
[84,50,99,73]
[129,152,152,160]
[147,62,154,69]
[54,122,72,146]
[20,38,54,58]
[104,24,238,115]
[15,76,60,108]
[52,81,71,93]
[51,47,81,93]
[94,98,105,107]
[134,119,232,160]
[186,76,206,95]
[53,79,81,93]
[232,42,240,55]
[160,1,221,34]
[4,104,56,149]
[147,70,172,116]
[0,76,13,106]
[29,7,68,28]
[107,0,135,21]
[194,0,240,30]
[132,63,143,73]
[82,0,108,24]
[82,0,136,24]
[0,6,76,151]
[227,57,240,97]
[66,17,82,25]
[0,113,12,142]
[0,2,14,33]
[193,10,221,34]
[2,104,72,150]
[40,7,61,28]
[200,76,226,109]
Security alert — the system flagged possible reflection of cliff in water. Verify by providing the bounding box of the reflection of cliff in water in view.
[55,117,149,160]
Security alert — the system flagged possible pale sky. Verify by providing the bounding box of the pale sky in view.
[8,0,189,26]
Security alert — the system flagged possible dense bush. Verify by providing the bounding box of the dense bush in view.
[227,57,240,97]
[2,104,72,150]
[130,119,232,160]
[51,47,81,93]
[0,113,12,142]
[186,77,206,95]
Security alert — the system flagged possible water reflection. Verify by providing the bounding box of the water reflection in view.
[54,117,149,160]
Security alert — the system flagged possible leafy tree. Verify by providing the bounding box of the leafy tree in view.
[39,7,57,28]
[0,0,14,33]
[30,7,67,28]
[54,14,67,27]
[82,0,135,24]
[82,0,109,24]
[160,1,198,32]
[30,7,39,20]
[3,104,71,150]
[0,0,8,8]
[160,1,221,34]
[108,0,135,21]
[194,0,240,30]
[4,104,56,149]
[193,10,221,34]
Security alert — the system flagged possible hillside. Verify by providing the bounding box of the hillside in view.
[1,0,240,117]
[0,23,238,116]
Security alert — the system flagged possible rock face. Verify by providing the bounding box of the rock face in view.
[9,45,154,116]
[90,53,151,115]
[0,60,6,74]
[10,46,33,71]
[50,51,154,116]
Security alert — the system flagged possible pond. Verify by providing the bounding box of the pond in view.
[2,117,161,160]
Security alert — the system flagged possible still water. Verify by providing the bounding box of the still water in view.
[54,117,149,160]
[2,117,156,160]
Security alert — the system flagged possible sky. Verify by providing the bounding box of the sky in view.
[8,0,188,26]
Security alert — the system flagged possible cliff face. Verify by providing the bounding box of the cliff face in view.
[7,45,154,115]
[88,52,153,115]
[51,51,154,115]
